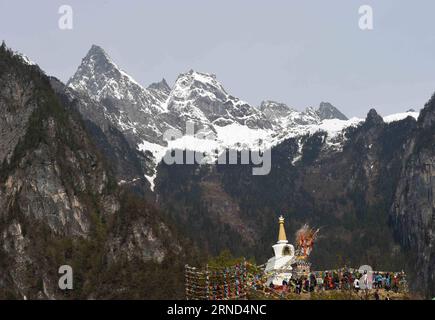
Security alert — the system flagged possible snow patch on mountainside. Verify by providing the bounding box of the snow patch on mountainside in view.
[138,141,167,190]
[383,111,419,123]
[308,117,363,148]
[16,52,36,66]
[139,112,420,188]
[214,123,271,148]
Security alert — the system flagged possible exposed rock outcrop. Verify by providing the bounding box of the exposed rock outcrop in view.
[0,44,190,299]
[390,95,435,297]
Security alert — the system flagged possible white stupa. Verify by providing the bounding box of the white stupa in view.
[265,216,296,286]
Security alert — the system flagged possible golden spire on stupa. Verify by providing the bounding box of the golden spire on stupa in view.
[278,215,288,243]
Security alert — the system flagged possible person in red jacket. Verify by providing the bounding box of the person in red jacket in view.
[324,272,332,290]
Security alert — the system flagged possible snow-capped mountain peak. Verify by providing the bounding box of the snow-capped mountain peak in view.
[170,69,226,102]
[68,44,145,100]
[259,100,295,120]
[317,102,348,121]
[147,78,171,94]
[67,45,170,112]
[67,45,173,147]
[166,69,271,130]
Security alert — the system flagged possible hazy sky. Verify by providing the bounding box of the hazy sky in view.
[1,0,435,117]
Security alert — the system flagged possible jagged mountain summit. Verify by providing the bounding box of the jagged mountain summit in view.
[68,45,166,107]
[67,45,420,188]
[260,100,295,121]
[67,46,352,143]
[67,45,171,146]
[317,102,348,121]
[260,100,348,123]
[167,69,271,130]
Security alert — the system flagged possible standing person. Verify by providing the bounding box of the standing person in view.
[316,275,323,292]
[393,274,399,292]
[290,278,297,293]
[385,273,391,291]
[354,278,360,293]
[295,278,302,294]
[348,273,354,291]
[310,273,317,292]
[362,270,369,291]
[325,272,333,291]
[304,277,310,292]
[376,273,383,289]
[323,272,329,291]
[345,273,351,290]
[333,272,340,290]
[372,272,377,289]
[381,273,386,289]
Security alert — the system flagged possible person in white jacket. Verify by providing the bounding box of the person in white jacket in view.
[361,270,373,290]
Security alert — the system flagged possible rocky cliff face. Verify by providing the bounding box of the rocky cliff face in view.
[0,45,190,299]
[390,95,435,296]
[50,77,154,196]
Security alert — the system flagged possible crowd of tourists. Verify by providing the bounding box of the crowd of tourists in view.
[265,269,407,294]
